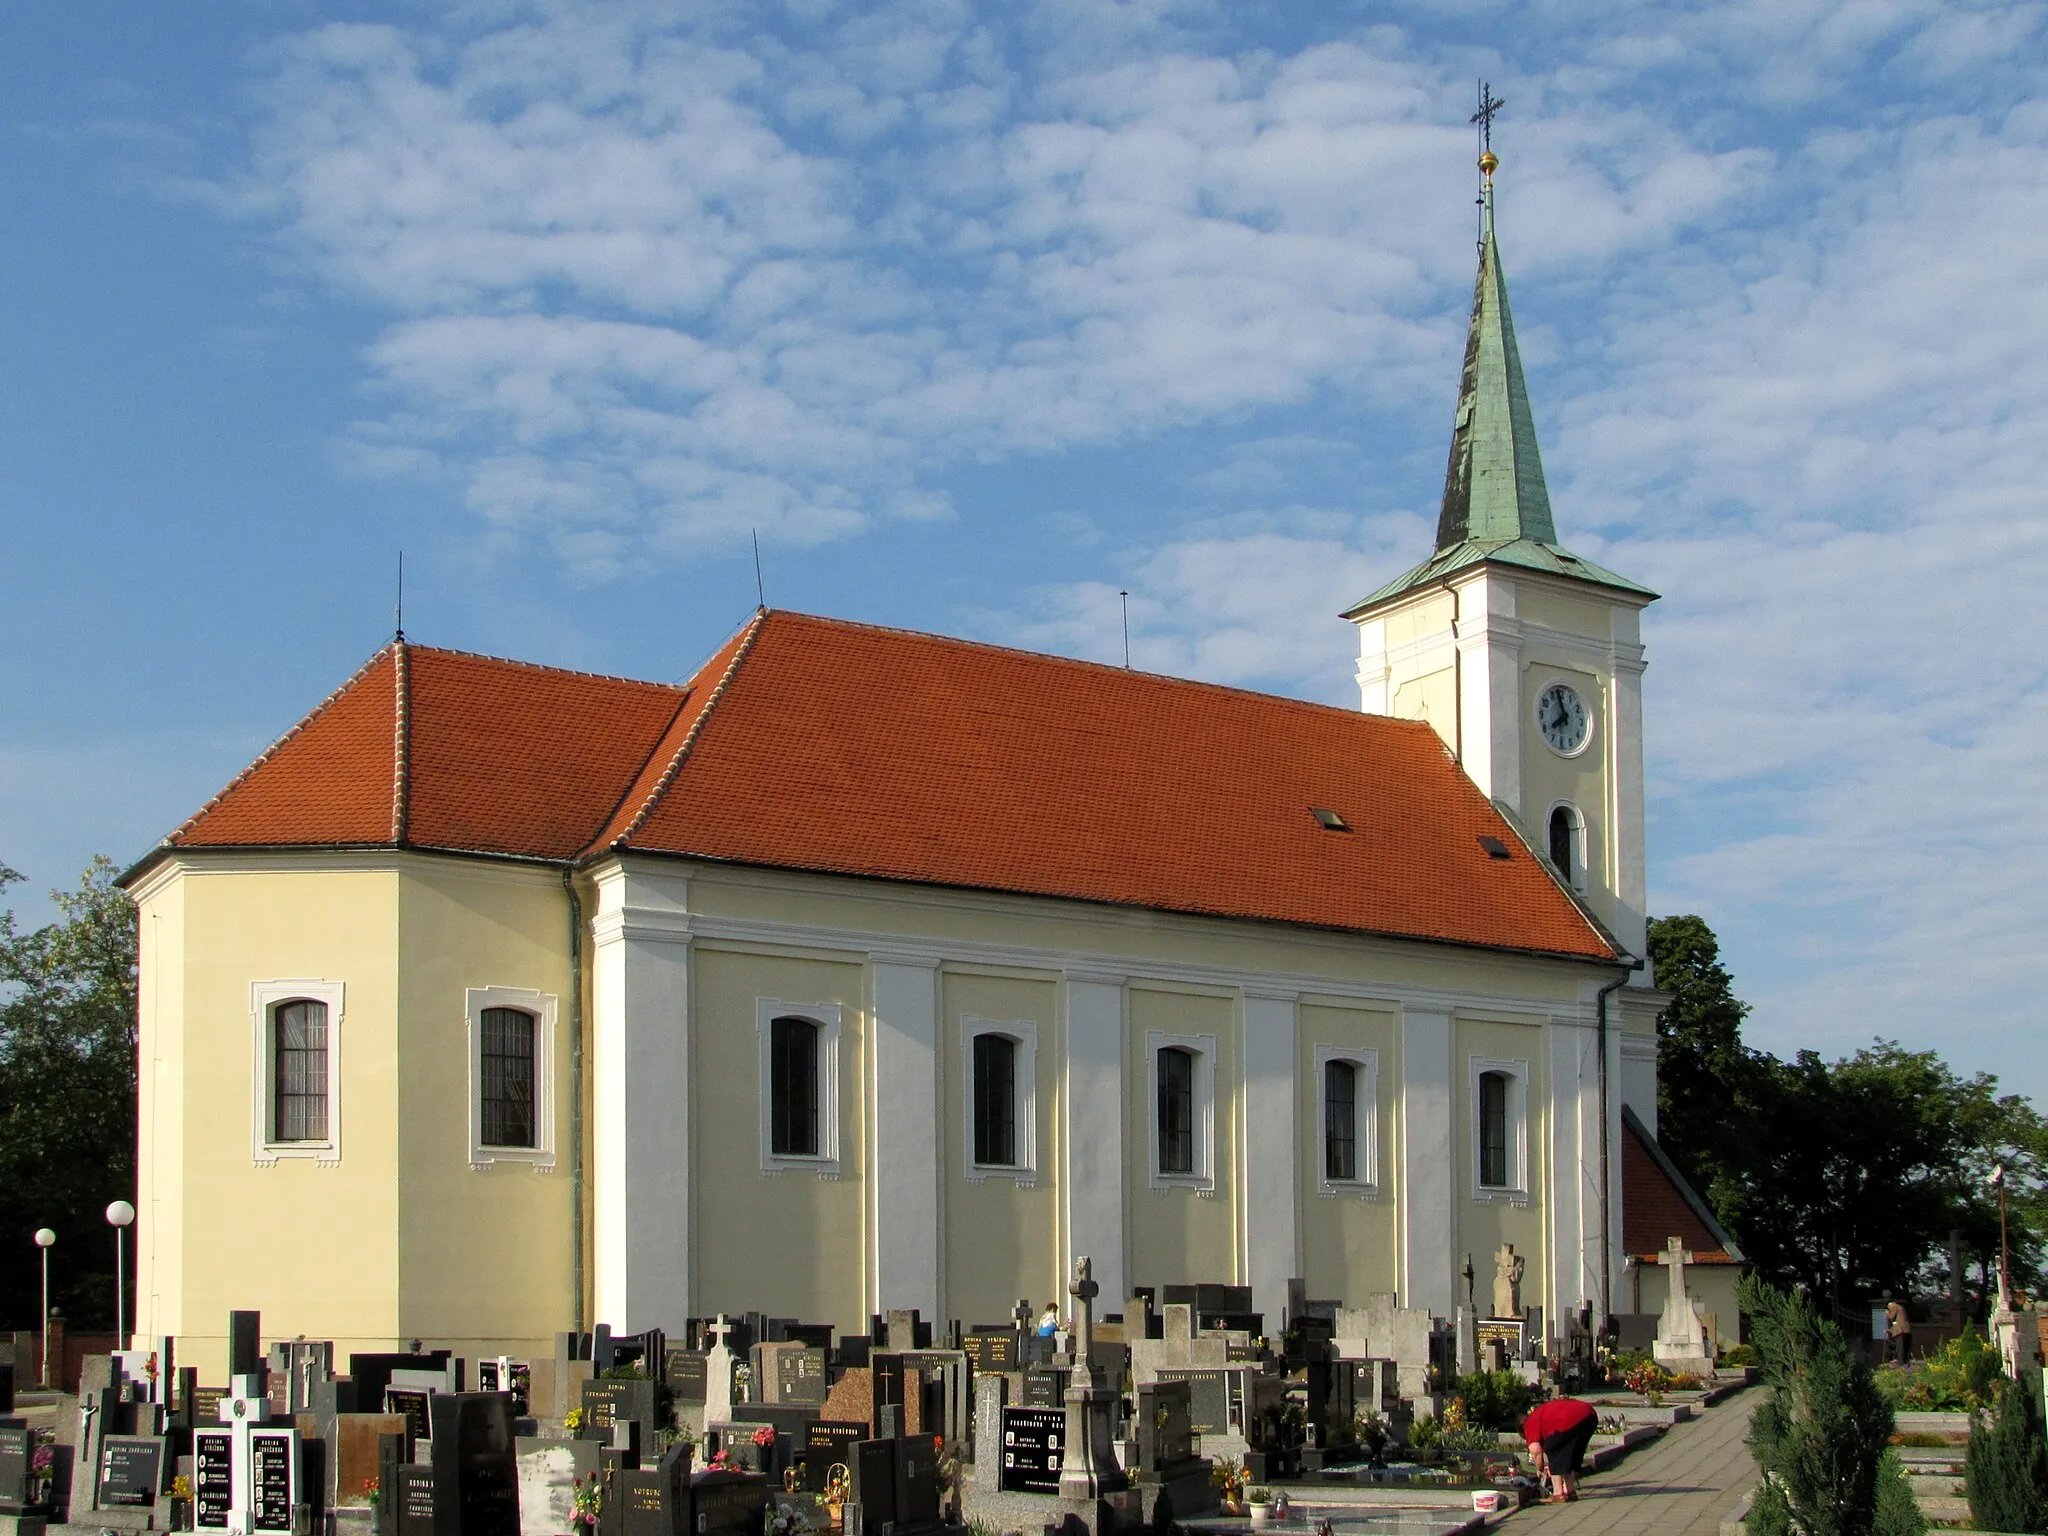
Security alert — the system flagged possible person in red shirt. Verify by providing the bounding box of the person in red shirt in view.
[1522,1396,1598,1503]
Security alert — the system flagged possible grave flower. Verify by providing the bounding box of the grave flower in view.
[751,1426,777,1449]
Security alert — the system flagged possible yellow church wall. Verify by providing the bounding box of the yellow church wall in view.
[1515,586,1613,644]
[680,864,1598,1017]
[391,861,576,1355]
[1453,1015,1551,1318]
[690,945,867,1327]
[1392,666,1456,745]
[1296,1001,1399,1303]
[136,862,405,1381]
[1124,987,1238,1292]
[938,969,1062,1326]
[1382,591,1455,648]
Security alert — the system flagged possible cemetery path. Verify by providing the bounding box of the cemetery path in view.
[1503,1390,1757,1535]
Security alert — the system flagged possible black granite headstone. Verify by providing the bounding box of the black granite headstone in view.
[847,1441,896,1530]
[250,1428,298,1534]
[1155,1370,1228,1436]
[429,1393,519,1536]
[664,1351,708,1406]
[961,1332,1015,1372]
[802,1421,866,1492]
[0,1423,33,1511]
[775,1349,829,1405]
[998,1408,1064,1494]
[229,1313,263,1378]
[688,1471,767,1536]
[98,1434,166,1507]
[194,1429,232,1529]
[384,1387,432,1447]
[895,1435,942,1533]
[394,1465,436,1536]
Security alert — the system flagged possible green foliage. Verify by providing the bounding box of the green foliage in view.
[1720,1343,1757,1367]
[1742,1275,1911,1536]
[1450,1370,1539,1431]
[0,857,138,1329]
[1876,1328,2002,1411]
[1650,913,2045,1306]
[1432,1424,1502,1456]
[1874,1451,1928,1536]
[1967,1379,2048,1533]
[1406,1415,1440,1451]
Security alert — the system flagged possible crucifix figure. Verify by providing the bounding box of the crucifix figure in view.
[1493,1243,1524,1318]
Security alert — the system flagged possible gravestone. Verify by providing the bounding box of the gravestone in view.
[514,1437,597,1536]
[773,1348,829,1407]
[249,1425,302,1535]
[664,1351,708,1408]
[847,1439,896,1532]
[393,1465,436,1536]
[428,1393,520,1536]
[1130,1380,1215,1525]
[384,1387,432,1450]
[702,1319,740,1430]
[894,1435,944,1536]
[687,1470,767,1536]
[961,1331,1016,1373]
[802,1422,867,1492]
[0,1422,34,1511]
[1154,1371,1227,1436]
[334,1414,407,1509]
[615,1444,690,1536]
[97,1434,166,1508]
[972,1374,1008,1491]
[817,1370,876,1437]
[194,1426,233,1529]
[998,1406,1065,1492]
[578,1379,662,1450]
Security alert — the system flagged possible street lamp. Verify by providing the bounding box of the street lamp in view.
[1989,1165,2011,1313]
[33,1229,55,1386]
[105,1201,135,1348]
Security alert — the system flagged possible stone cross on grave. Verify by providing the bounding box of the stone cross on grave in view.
[707,1315,736,1352]
[704,1315,738,1429]
[1657,1237,1694,1301]
[1492,1243,1523,1318]
[1069,1258,1098,1369]
[1056,1256,1127,1504]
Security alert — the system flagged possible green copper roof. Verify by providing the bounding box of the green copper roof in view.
[1343,184,1656,616]
[1438,199,1555,549]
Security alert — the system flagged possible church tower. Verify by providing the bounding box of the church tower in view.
[1344,146,1658,972]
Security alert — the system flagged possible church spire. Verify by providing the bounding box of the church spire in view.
[1435,150,1557,550]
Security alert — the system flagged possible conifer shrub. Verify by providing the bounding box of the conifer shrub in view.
[1741,1276,1924,1536]
[1967,1377,2048,1534]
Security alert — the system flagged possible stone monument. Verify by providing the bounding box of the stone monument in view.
[1492,1245,1523,1319]
[1651,1238,1715,1378]
[1055,1257,1128,1510]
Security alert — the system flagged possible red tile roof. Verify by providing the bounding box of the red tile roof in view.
[1623,1111,1740,1264]
[150,609,1617,961]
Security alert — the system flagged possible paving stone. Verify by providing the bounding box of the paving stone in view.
[1502,1390,1758,1535]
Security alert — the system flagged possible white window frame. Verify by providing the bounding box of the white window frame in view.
[1313,1045,1380,1197]
[1545,800,1588,891]
[757,1000,843,1176]
[466,986,558,1171]
[1146,1030,1216,1192]
[250,979,344,1167]
[962,1017,1038,1186]
[1469,1055,1531,1203]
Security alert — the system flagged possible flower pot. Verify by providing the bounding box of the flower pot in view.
[1249,1506,1272,1527]
[1470,1491,1504,1514]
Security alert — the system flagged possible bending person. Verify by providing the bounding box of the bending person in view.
[1522,1395,1599,1504]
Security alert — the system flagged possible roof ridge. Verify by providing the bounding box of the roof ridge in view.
[758,608,1449,734]
[161,642,401,850]
[402,641,689,693]
[392,640,412,844]
[608,609,769,849]
[1622,1105,1746,1262]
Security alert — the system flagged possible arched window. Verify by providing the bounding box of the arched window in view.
[1549,804,1582,887]
[479,1006,537,1149]
[273,999,329,1143]
[972,1033,1018,1167]
[1157,1046,1196,1175]
[1324,1059,1358,1181]
[769,1015,821,1157]
[1478,1070,1511,1188]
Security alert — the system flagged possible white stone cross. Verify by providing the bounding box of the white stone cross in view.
[1657,1237,1695,1303]
[706,1315,736,1353]
[703,1314,737,1429]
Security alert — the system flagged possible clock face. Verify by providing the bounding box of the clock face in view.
[1536,682,1591,756]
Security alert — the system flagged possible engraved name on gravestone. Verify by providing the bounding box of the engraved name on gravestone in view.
[0,1423,33,1511]
[1155,1370,1229,1437]
[802,1422,866,1493]
[775,1348,829,1406]
[250,1427,298,1534]
[194,1429,233,1529]
[691,1473,769,1536]
[998,1408,1064,1494]
[664,1350,708,1408]
[98,1435,167,1507]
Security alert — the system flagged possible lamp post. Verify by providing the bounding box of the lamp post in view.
[1990,1165,2011,1312]
[105,1201,135,1348]
[33,1229,55,1386]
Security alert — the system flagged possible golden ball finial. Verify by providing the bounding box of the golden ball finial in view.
[1479,149,1499,178]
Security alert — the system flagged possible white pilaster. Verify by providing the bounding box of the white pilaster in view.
[1241,991,1299,1328]
[589,861,692,1332]
[869,957,941,1318]
[1456,572,1523,812]
[1546,1020,1600,1330]
[1062,975,1126,1309]
[1398,1008,1456,1316]
[1609,611,1651,966]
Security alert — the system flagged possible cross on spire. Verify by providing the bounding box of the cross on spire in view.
[1471,81,1506,154]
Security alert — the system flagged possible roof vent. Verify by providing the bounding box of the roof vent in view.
[1310,807,1350,832]
[1477,834,1512,859]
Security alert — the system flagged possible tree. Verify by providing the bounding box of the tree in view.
[0,856,139,1330]
[1967,1377,2048,1533]
[1648,914,1757,1202]
[1742,1274,1923,1536]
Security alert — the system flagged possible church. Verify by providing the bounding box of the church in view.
[123,162,1672,1377]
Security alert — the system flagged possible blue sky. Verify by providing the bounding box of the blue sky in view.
[3,1,2044,1097]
